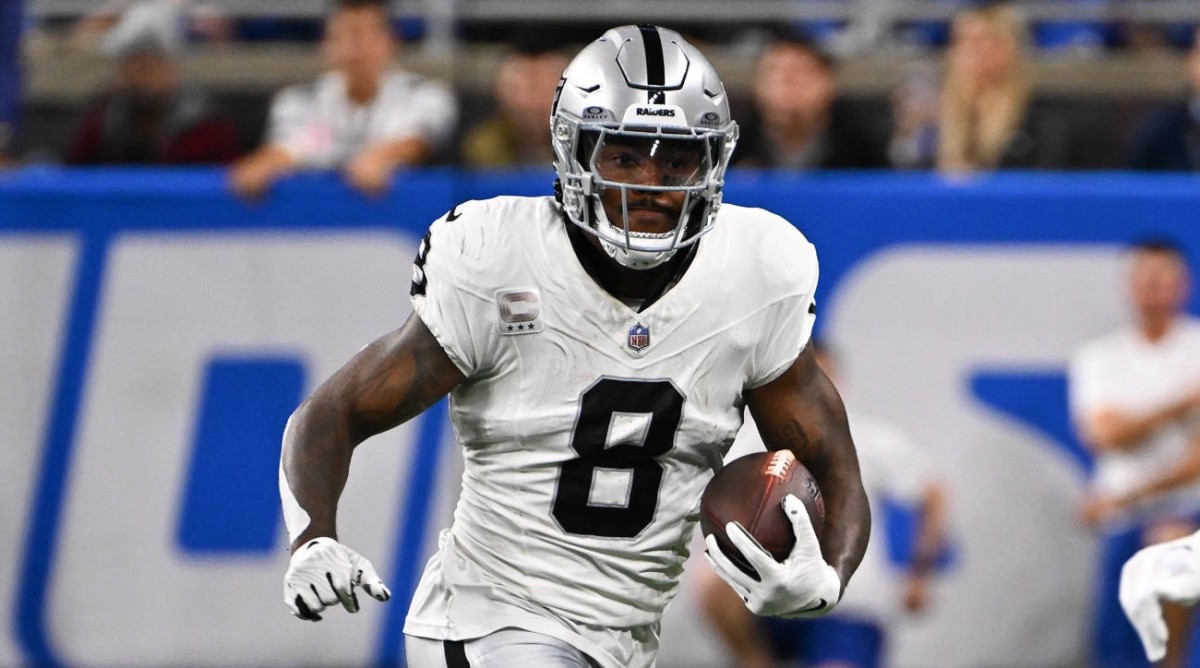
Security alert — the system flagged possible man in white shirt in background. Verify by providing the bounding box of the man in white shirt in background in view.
[1070,239,1200,668]
[230,0,457,198]
[697,340,947,668]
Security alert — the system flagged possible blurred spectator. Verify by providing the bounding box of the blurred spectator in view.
[459,40,568,169]
[698,341,947,668]
[1127,28,1200,171]
[937,3,1107,173]
[229,0,457,199]
[736,34,888,170]
[0,0,20,165]
[63,13,238,165]
[1069,239,1200,668]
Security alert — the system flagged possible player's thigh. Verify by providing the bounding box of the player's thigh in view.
[406,629,598,668]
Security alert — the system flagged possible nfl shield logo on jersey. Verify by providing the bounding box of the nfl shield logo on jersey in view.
[627,322,650,351]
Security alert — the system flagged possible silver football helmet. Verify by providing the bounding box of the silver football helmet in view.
[551,25,739,270]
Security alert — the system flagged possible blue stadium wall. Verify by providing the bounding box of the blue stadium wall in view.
[2,168,1198,667]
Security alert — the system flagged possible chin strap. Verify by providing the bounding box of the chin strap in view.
[600,238,676,270]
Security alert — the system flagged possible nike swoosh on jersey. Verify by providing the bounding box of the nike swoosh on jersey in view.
[446,205,462,221]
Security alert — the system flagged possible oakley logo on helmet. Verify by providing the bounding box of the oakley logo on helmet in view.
[582,106,610,120]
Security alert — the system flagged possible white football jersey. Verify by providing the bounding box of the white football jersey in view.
[404,196,817,668]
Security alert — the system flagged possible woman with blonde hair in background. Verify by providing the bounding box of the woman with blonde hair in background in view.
[936,2,1106,173]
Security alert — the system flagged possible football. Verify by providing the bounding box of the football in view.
[699,450,825,576]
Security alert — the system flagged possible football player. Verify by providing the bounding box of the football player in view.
[279,24,870,668]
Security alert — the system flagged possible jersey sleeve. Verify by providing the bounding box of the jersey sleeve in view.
[409,204,498,377]
[746,228,819,389]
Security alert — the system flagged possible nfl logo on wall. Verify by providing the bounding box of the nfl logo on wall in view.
[628,322,650,351]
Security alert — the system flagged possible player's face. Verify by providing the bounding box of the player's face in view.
[324,6,394,87]
[1129,251,1190,318]
[594,136,706,235]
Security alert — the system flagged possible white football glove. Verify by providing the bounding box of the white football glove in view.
[1119,530,1200,662]
[704,494,841,618]
[283,537,391,621]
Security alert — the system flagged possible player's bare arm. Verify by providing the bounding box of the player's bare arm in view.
[283,312,465,552]
[279,313,463,621]
[744,344,870,591]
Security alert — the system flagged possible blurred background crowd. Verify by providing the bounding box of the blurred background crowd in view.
[5,0,1200,190]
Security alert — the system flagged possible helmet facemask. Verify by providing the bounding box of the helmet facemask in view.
[554,117,738,270]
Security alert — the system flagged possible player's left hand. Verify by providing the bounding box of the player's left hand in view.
[1120,531,1200,662]
[283,537,391,621]
[704,494,841,618]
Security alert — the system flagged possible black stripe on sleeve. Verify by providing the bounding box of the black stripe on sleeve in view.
[410,228,432,296]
